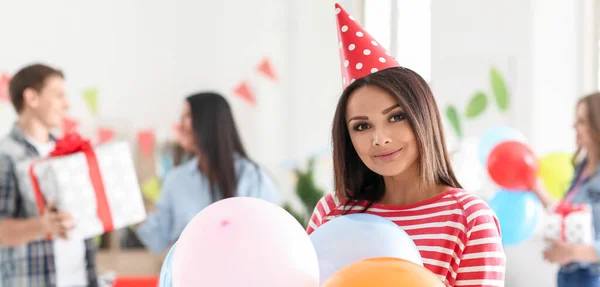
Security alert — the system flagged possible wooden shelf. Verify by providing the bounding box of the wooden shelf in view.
[97,249,165,276]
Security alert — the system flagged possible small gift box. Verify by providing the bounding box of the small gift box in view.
[16,132,147,241]
[543,202,595,245]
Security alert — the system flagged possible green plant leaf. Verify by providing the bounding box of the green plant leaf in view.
[465,92,488,119]
[490,67,509,111]
[445,105,462,138]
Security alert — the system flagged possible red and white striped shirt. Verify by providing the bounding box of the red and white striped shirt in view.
[306,189,505,287]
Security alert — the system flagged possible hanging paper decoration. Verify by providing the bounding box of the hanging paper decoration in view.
[137,129,156,158]
[62,117,79,134]
[97,127,115,145]
[0,73,11,102]
[234,81,256,105]
[82,88,99,117]
[141,177,161,203]
[257,58,278,82]
[160,152,174,179]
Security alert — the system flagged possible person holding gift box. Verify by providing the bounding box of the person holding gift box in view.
[534,93,600,287]
[0,64,98,287]
[135,92,280,254]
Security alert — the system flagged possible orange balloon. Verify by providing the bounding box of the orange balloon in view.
[322,257,445,287]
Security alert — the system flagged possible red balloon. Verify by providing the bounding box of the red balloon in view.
[487,141,538,190]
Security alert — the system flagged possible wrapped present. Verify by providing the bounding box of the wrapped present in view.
[543,202,595,245]
[16,132,147,241]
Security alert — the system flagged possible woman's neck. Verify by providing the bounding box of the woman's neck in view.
[379,164,446,206]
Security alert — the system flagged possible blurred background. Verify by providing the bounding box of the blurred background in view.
[0,0,598,286]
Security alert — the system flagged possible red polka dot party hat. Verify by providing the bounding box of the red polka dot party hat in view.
[335,3,400,89]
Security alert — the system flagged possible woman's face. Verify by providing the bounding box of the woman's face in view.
[345,85,419,177]
[178,102,195,152]
[574,102,595,150]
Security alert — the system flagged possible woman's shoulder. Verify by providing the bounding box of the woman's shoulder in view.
[233,156,281,201]
[313,192,347,216]
[235,155,259,169]
[307,192,344,234]
[447,189,494,211]
[162,158,198,184]
[447,189,501,231]
[234,156,269,181]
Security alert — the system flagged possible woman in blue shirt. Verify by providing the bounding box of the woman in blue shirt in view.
[534,92,600,287]
[135,92,280,254]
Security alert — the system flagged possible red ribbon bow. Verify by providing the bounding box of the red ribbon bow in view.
[29,132,114,240]
[554,202,586,241]
[50,132,92,156]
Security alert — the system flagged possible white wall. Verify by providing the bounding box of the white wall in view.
[0,0,358,205]
[432,0,591,286]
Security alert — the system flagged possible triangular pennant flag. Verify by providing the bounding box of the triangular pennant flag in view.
[62,117,79,134]
[137,129,155,158]
[257,58,278,82]
[141,177,161,203]
[159,153,174,179]
[82,88,98,117]
[234,81,256,105]
[0,73,11,102]
[97,127,115,144]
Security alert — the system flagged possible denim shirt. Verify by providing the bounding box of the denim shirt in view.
[561,158,600,273]
[135,156,280,254]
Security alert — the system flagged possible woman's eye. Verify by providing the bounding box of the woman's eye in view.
[390,113,406,122]
[353,123,370,131]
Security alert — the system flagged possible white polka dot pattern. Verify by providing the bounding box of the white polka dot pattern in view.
[335,3,399,89]
[15,142,147,241]
[543,206,594,245]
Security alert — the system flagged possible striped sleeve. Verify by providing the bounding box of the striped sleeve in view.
[455,197,506,287]
[306,193,338,235]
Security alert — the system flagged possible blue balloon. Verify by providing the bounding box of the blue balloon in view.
[478,126,527,167]
[309,213,423,284]
[488,190,541,246]
[159,243,177,287]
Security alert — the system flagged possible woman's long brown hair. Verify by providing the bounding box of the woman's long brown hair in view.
[186,92,255,200]
[331,67,461,208]
[574,92,600,165]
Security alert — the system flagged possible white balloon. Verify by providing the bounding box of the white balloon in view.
[451,136,496,201]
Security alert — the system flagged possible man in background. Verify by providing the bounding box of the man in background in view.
[0,63,98,287]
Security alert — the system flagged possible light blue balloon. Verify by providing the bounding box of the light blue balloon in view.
[478,126,527,167]
[159,243,176,287]
[488,190,541,246]
[309,213,423,285]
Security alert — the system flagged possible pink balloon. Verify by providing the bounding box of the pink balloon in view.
[172,197,320,287]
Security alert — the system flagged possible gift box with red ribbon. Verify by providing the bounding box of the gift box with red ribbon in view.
[543,202,595,244]
[16,132,147,241]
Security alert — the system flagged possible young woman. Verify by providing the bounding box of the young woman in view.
[135,92,279,254]
[307,4,505,287]
[533,93,600,287]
